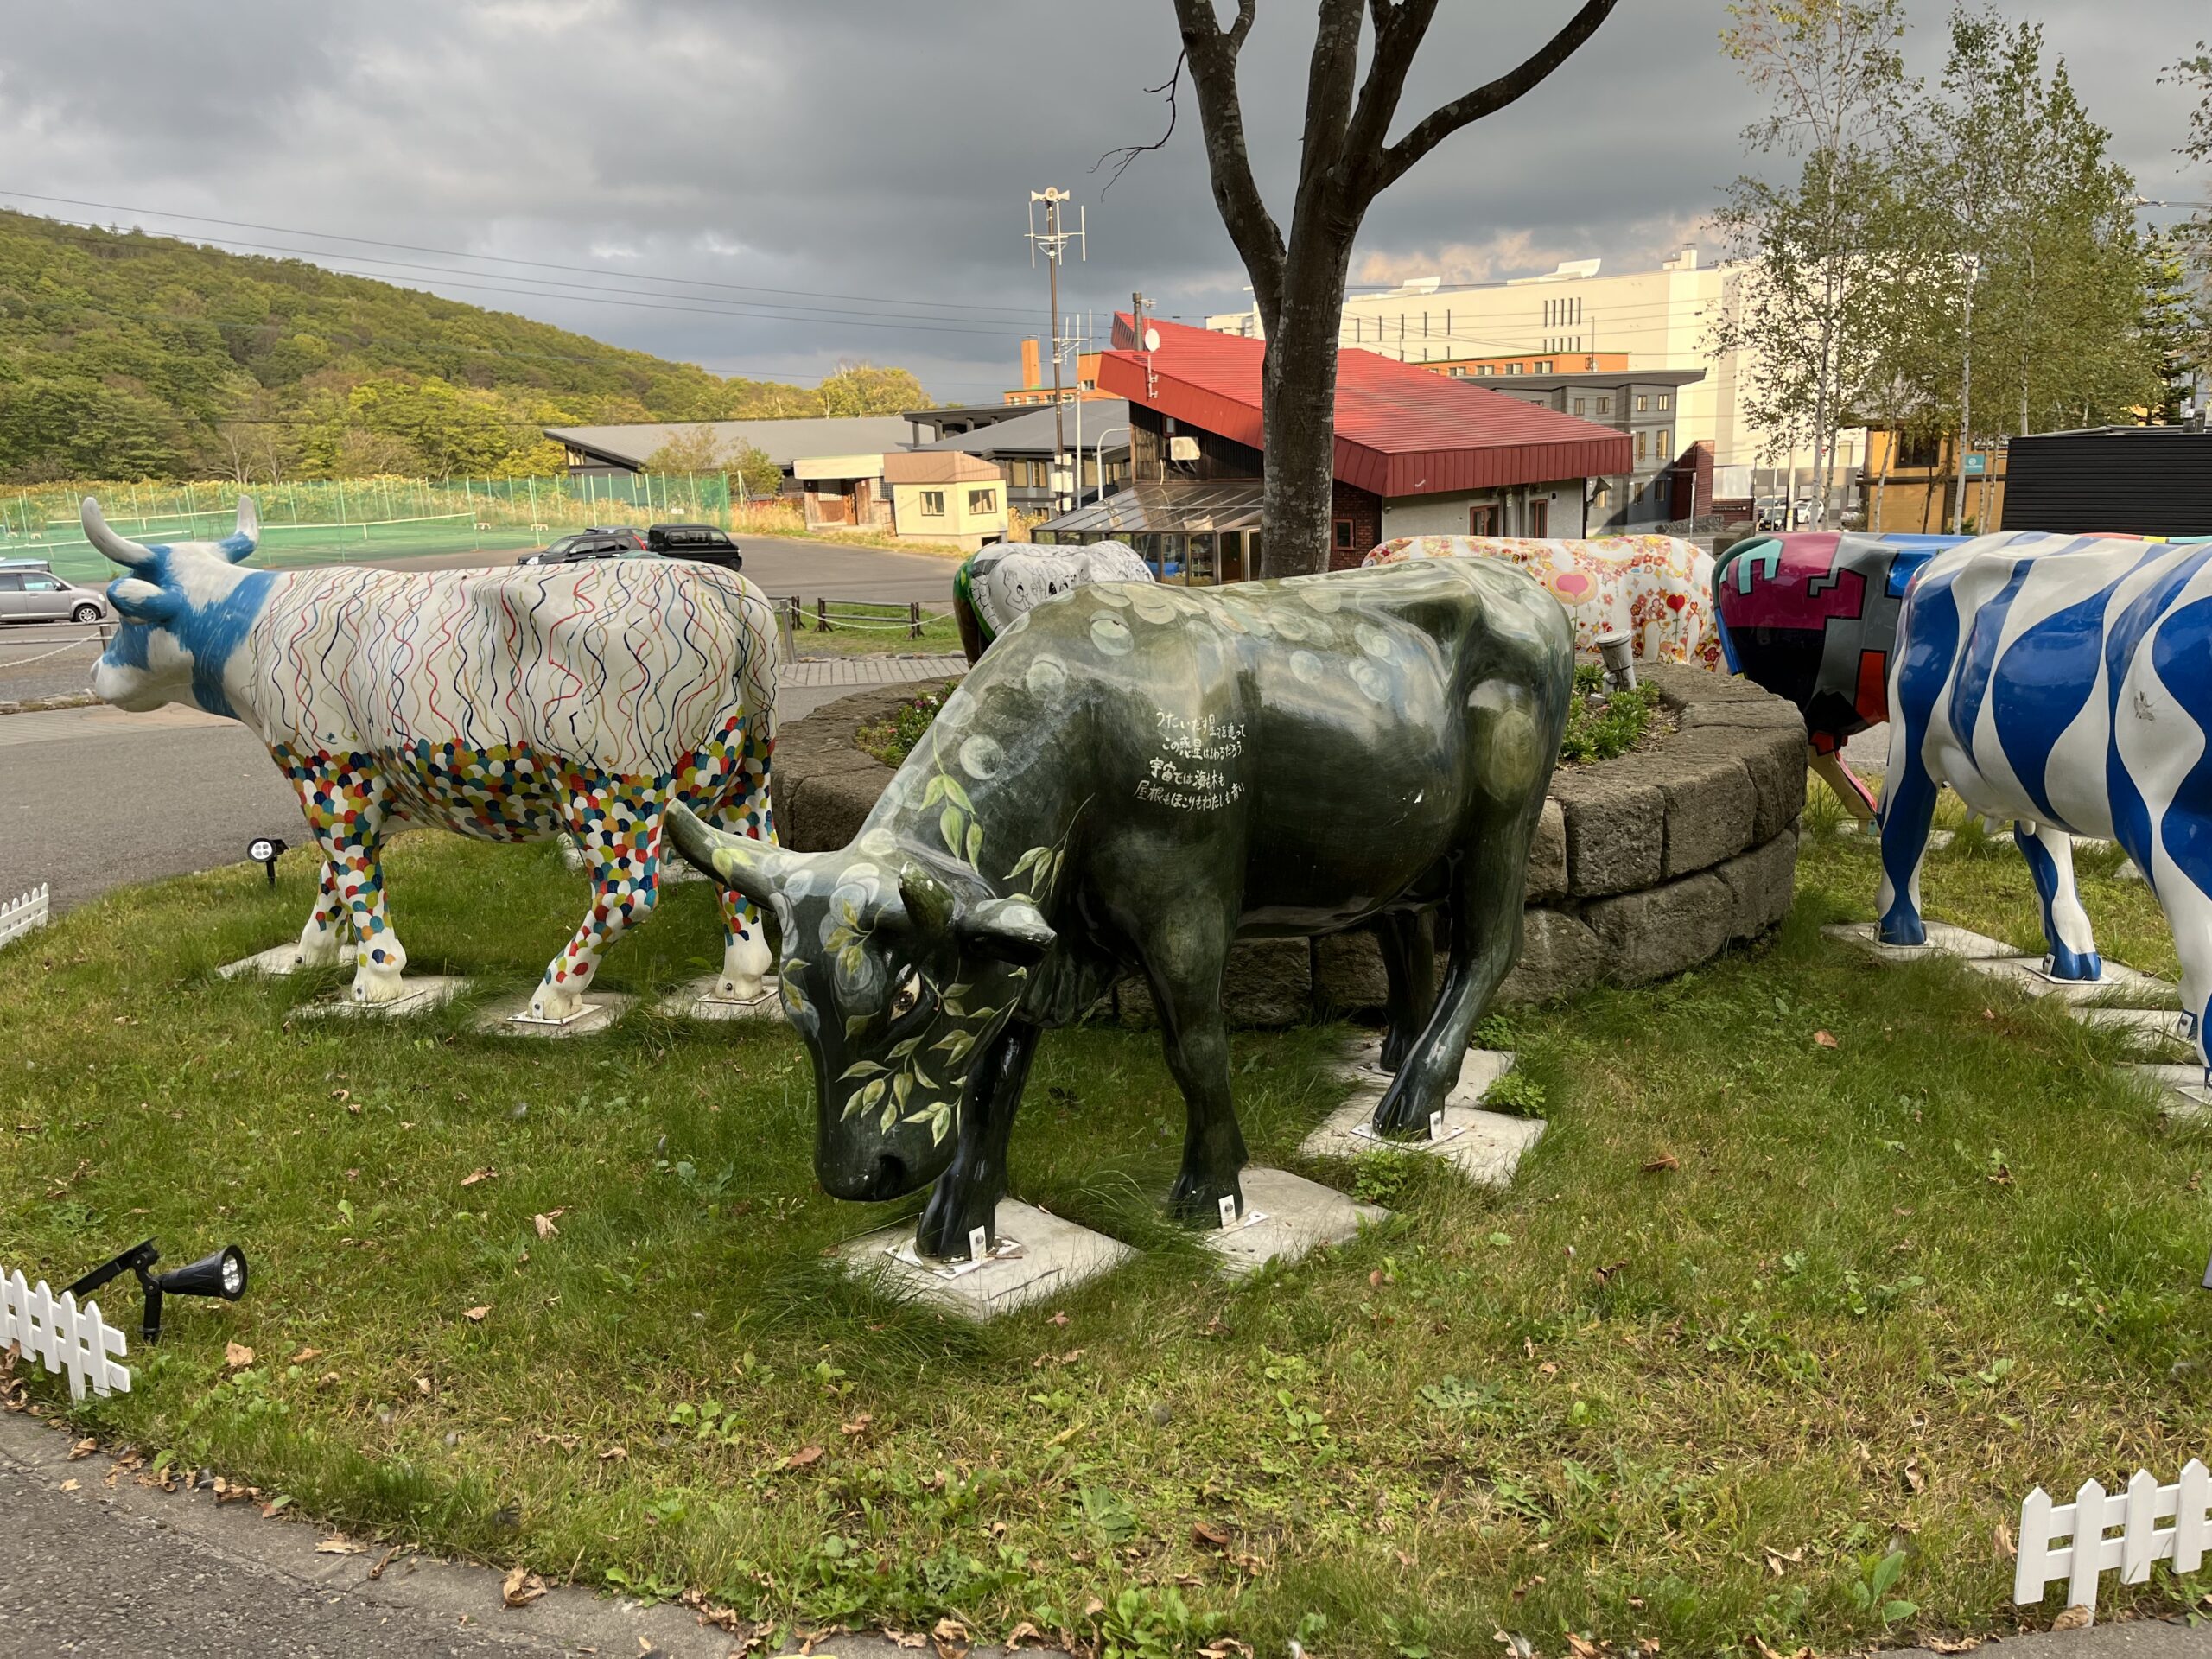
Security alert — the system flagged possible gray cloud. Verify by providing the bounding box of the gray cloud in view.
[0,0,2202,404]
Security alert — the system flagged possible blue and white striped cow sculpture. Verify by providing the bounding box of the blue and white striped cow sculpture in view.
[1878,531,2212,1072]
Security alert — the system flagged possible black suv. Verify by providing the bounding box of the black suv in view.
[645,523,742,572]
[517,528,645,567]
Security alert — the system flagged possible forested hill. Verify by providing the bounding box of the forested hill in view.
[0,210,931,482]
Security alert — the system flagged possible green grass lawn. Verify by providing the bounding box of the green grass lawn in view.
[790,602,963,658]
[5,821,2212,1656]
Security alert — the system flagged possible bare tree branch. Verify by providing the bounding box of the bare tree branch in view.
[1367,0,1621,198]
[1343,0,1440,200]
[1093,48,1187,197]
[1174,0,1288,325]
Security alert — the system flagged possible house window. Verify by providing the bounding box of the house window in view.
[1470,504,1498,534]
[1656,429,1670,458]
[1535,360,1554,374]
[967,488,997,514]
[1572,398,1587,416]
[1657,392,1673,410]
[918,490,945,516]
[1529,499,1548,536]
[1507,363,1523,375]
[1635,394,1649,412]
[1635,431,1649,463]
[1597,397,1612,416]
[1476,364,1495,376]
[1333,518,1355,550]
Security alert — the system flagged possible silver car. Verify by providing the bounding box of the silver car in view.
[0,569,111,624]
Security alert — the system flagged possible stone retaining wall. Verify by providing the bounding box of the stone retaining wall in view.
[772,664,1804,1021]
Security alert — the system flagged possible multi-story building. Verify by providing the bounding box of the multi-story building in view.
[1205,249,1861,515]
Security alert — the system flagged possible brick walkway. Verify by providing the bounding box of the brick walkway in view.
[780,654,966,687]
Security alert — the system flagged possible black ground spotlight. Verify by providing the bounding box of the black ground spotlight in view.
[247,836,288,887]
[67,1239,250,1342]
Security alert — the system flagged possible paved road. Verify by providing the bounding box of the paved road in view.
[0,626,105,705]
[0,661,962,919]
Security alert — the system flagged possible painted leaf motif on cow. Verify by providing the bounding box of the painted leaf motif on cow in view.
[840,1060,887,1081]
[939,806,966,859]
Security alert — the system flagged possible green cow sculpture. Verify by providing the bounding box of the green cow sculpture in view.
[671,558,1572,1259]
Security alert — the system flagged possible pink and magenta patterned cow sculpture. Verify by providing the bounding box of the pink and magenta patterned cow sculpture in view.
[85,495,780,1017]
[1365,534,1721,671]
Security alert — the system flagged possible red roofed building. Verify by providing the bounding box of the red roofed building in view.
[1033,314,1634,581]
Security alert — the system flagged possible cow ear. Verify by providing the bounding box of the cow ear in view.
[664,803,800,908]
[107,579,180,625]
[954,897,1055,965]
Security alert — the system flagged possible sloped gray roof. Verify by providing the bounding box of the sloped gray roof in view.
[914,400,1131,458]
[544,416,922,469]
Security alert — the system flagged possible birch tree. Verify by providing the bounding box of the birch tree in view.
[1712,0,1911,530]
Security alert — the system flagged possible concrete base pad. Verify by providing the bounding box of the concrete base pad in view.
[833,1199,1134,1319]
[1823,919,2017,961]
[218,944,310,980]
[1201,1166,1388,1281]
[2076,1006,2196,1047]
[2125,1063,2212,1117]
[476,989,634,1037]
[1962,955,2174,1003]
[1333,1039,1516,1106]
[1301,1096,1546,1187]
[300,975,470,1020]
[657,976,783,1024]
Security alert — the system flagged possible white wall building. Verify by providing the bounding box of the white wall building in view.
[1204,249,1860,508]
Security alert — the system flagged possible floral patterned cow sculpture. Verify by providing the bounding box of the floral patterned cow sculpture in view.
[1364,534,1720,671]
[85,495,780,1017]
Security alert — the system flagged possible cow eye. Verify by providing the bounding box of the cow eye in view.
[890,970,921,1020]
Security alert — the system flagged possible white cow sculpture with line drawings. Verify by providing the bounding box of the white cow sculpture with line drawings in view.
[85,495,781,1018]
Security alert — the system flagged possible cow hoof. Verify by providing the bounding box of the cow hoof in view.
[716,973,766,1003]
[351,971,407,1005]
[1369,1086,1433,1139]
[531,987,584,1023]
[1168,1169,1244,1227]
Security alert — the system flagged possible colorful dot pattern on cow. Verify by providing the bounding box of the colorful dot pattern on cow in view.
[1363,535,1720,671]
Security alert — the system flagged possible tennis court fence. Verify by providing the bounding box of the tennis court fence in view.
[0,474,735,584]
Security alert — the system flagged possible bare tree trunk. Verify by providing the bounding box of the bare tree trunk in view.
[1258,244,1353,574]
[1872,427,1893,532]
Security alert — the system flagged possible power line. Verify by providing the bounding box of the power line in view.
[0,190,1040,320]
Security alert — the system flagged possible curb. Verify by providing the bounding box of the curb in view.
[0,692,102,716]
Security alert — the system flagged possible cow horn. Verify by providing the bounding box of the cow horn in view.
[664,803,803,907]
[218,495,261,563]
[80,497,158,575]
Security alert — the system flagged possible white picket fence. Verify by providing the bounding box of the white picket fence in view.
[0,885,48,950]
[2016,1463,2210,1622]
[0,1268,131,1402]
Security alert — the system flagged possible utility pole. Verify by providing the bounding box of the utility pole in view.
[1951,255,1979,536]
[1027,188,1086,510]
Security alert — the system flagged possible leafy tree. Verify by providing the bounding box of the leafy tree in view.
[642,429,782,499]
[1128,0,1618,576]
[1712,0,1912,529]
[2159,41,2212,391]
[816,363,931,416]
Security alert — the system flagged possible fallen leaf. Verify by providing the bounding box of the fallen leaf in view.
[840,1414,874,1437]
[779,1444,825,1471]
[1924,1639,1981,1654]
[500,1566,548,1607]
[1641,1154,1679,1174]
[463,1306,491,1323]
[1510,1573,1545,1599]
[1904,1455,1926,1494]
[224,1342,255,1369]
[533,1213,560,1240]
[416,1375,435,1395]
[1567,1637,1602,1658]
[1004,1623,1046,1649]
[367,1546,400,1580]
[596,1445,627,1462]
[461,1167,495,1187]
[1762,1544,1804,1576]
[1049,1311,1071,1327]
[57,1478,80,1491]
[887,1632,928,1650]
[289,1347,324,1364]
[1192,1521,1230,1550]
[1198,1642,1255,1659]
[330,1088,350,1103]
[1813,1030,1840,1048]
[1994,1517,2016,1559]
[67,1437,96,1459]
[2051,1605,2093,1630]
[315,1537,365,1554]
[1593,1259,1630,1284]
[260,1496,292,1517]
[931,1614,971,1658]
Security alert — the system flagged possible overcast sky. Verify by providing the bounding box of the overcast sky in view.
[1,0,2203,405]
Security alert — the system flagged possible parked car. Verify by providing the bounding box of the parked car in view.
[645,523,742,572]
[517,528,645,567]
[0,569,111,623]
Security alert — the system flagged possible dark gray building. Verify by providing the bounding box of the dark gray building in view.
[1478,368,1706,530]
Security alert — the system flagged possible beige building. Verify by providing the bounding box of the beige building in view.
[1204,249,1861,510]
[793,453,894,531]
[882,451,1007,551]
